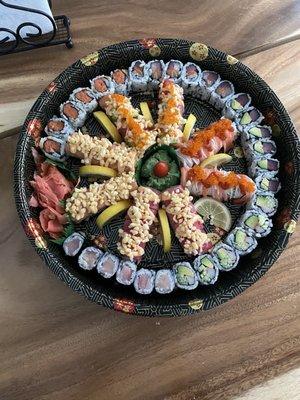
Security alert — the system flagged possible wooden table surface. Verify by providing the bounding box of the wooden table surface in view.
[0,1,299,399]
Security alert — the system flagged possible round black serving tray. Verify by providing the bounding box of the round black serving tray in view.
[14,39,300,316]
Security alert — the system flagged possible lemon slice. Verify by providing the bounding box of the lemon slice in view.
[158,209,171,252]
[96,200,132,228]
[200,153,232,169]
[140,102,153,124]
[182,113,197,141]
[93,111,122,143]
[194,198,232,231]
[79,165,117,178]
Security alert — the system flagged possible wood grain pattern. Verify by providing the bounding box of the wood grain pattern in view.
[1,0,300,135]
[0,7,300,400]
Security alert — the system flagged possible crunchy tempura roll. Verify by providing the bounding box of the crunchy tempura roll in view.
[177,119,237,167]
[156,79,185,145]
[181,166,256,204]
[117,187,160,262]
[161,185,212,256]
[66,131,138,173]
[99,93,157,153]
[65,172,138,221]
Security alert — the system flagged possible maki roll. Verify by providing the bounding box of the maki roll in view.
[243,139,277,161]
[255,174,281,194]
[225,227,258,256]
[242,125,272,142]
[193,254,219,285]
[39,136,66,161]
[209,80,235,110]
[249,157,280,178]
[70,87,97,113]
[63,232,85,256]
[116,260,137,285]
[164,60,183,84]
[60,100,87,129]
[178,119,237,167]
[235,107,264,130]
[247,191,278,216]
[97,252,119,278]
[134,268,155,294]
[111,69,130,95]
[239,210,272,238]
[90,75,115,99]
[45,116,73,138]
[173,262,198,290]
[129,60,149,92]
[147,60,165,90]
[155,269,175,294]
[181,166,256,204]
[222,93,252,119]
[211,242,239,271]
[197,70,221,101]
[181,62,202,95]
[78,246,103,270]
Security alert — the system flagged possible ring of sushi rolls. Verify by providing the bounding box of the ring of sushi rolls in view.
[39,58,280,295]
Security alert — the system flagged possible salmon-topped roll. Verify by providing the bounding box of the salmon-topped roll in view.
[156,79,185,145]
[177,119,237,167]
[181,166,256,204]
[99,93,157,153]
[60,100,87,129]
[161,185,212,255]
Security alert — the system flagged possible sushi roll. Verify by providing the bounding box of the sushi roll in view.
[155,269,175,294]
[39,136,66,161]
[242,125,272,143]
[134,268,155,295]
[249,157,280,178]
[90,75,115,99]
[243,139,277,162]
[78,246,103,271]
[247,191,278,216]
[63,232,85,256]
[45,116,73,138]
[60,100,87,129]
[129,60,149,92]
[239,210,272,238]
[173,262,198,290]
[222,93,252,119]
[97,252,119,278]
[235,107,264,131]
[209,80,235,110]
[255,174,281,194]
[164,60,183,84]
[116,260,137,285]
[193,254,219,285]
[146,60,165,90]
[111,69,130,95]
[225,227,258,256]
[197,70,221,101]
[181,62,202,95]
[70,87,97,113]
[211,242,239,271]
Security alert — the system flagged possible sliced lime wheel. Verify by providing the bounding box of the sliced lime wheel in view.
[194,198,232,231]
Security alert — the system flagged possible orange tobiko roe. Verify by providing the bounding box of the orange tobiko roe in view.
[181,119,233,157]
[187,166,255,194]
[117,104,147,149]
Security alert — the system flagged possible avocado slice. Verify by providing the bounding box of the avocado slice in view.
[240,112,252,125]
[234,229,247,250]
[253,141,264,154]
[176,265,195,285]
[201,256,213,269]
[258,159,268,170]
[231,99,242,110]
[245,215,258,229]
[249,127,262,138]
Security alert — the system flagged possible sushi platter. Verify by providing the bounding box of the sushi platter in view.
[14,39,300,316]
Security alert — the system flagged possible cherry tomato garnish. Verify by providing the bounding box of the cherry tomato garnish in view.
[153,161,169,177]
